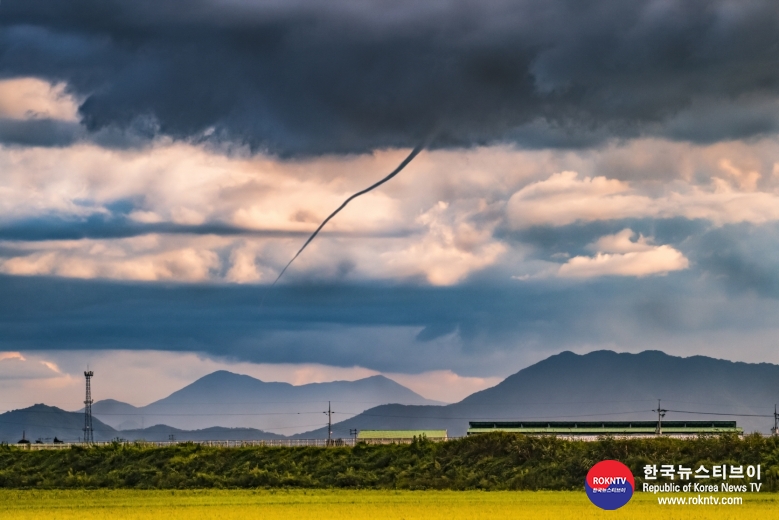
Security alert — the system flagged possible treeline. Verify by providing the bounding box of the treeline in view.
[1,433,778,491]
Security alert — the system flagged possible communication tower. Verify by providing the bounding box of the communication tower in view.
[83,370,94,443]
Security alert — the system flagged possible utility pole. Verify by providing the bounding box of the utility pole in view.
[653,399,667,435]
[324,401,333,446]
[772,404,778,436]
[350,428,358,445]
[83,370,94,444]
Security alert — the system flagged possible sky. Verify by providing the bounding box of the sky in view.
[2,0,779,410]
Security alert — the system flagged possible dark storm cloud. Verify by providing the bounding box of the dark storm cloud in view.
[0,118,81,147]
[2,269,778,375]
[1,0,778,154]
[0,215,417,241]
[498,217,710,260]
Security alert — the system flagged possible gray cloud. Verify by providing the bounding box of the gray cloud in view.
[0,216,416,242]
[0,118,81,147]
[690,223,779,298]
[499,217,710,265]
[3,258,779,376]
[1,1,778,154]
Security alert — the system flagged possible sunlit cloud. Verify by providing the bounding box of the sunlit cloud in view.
[0,238,221,282]
[556,229,689,279]
[0,351,68,380]
[1,138,779,286]
[558,248,688,279]
[507,170,779,228]
[386,370,502,403]
[0,78,80,122]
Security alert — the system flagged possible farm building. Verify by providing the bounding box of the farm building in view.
[467,421,742,438]
[356,430,447,443]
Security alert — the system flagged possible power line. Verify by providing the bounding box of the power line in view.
[664,409,774,418]
[0,419,332,433]
[0,398,663,406]
[653,399,667,435]
[0,410,339,417]
[5,403,779,419]
[348,409,657,421]
[324,401,333,446]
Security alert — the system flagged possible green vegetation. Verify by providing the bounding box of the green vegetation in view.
[1,433,778,490]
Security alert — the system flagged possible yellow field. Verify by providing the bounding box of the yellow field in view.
[0,490,775,520]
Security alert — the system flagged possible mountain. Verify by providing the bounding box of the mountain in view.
[297,350,779,438]
[116,425,286,442]
[90,399,142,430]
[0,404,117,443]
[91,371,441,434]
[0,404,288,443]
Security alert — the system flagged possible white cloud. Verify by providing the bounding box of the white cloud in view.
[0,144,509,284]
[3,138,779,285]
[225,244,263,283]
[507,170,779,228]
[507,171,646,227]
[0,78,80,121]
[0,352,69,381]
[0,240,221,282]
[386,370,501,403]
[376,201,506,285]
[589,228,656,253]
[558,229,689,278]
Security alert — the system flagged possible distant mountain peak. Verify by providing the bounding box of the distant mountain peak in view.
[297,349,779,438]
[195,370,265,383]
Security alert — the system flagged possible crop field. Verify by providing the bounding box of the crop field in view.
[0,490,776,520]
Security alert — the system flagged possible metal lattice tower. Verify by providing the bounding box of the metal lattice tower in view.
[83,371,94,443]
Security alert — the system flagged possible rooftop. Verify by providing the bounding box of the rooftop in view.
[357,430,448,439]
[467,421,742,435]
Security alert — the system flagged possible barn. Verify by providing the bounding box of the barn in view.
[467,421,742,438]
[356,430,448,443]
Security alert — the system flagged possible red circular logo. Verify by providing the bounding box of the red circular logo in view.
[585,460,635,510]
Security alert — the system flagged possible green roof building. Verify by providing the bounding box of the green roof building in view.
[357,430,447,442]
[467,421,742,437]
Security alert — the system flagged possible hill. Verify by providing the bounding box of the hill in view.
[0,405,286,443]
[0,404,117,443]
[116,425,286,442]
[298,350,779,438]
[91,372,440,434]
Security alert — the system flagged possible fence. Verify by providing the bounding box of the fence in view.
[14,437,464,450]
[14,431,770,451]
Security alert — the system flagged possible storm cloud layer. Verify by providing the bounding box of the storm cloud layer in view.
[2,0,779,154]
[3,0,779,401]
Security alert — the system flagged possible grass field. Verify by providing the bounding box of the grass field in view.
[0,490,776,519]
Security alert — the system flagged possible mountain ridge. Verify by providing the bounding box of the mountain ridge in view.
[0,404,117,443]
[297,350,779,437]
[0,404,286,443]
[10,350,778,441]
[89,370,442,434]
